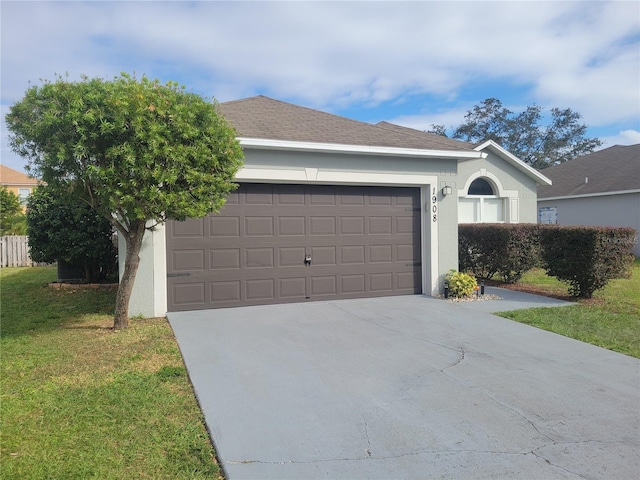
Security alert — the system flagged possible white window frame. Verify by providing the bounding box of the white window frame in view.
[458,169,518,224]
[18,188,31,205]
[459,195,505,223]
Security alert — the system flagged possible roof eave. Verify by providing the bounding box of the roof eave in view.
[238,137,485,160]
[471,140,552,186]
[538,189,640,201]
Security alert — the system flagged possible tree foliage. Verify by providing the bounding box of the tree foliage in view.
[27,185,117,282]
[434,98,601,169]
[6,73,244,328]
[0,186,27,236]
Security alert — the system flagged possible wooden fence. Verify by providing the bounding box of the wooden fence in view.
[0,236,37,267]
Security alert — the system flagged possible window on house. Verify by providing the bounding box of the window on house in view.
[18,188,31,205]
[459,178,504,223]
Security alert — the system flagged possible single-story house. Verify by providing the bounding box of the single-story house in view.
[124,96,551,316]
[537,144,640,257]
[0,164,40,211]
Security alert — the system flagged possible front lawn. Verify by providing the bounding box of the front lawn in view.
[497,259,640,358]
[0,266,220,479]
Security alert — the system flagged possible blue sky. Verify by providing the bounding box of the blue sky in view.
[2,1,639,173]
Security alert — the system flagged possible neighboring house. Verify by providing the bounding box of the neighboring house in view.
[125,96,551,316]
[537,144,640,257]
[0,165,39,210]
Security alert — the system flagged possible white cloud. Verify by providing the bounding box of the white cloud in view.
[2,1,638,172]
[600,129,640,148]
[386,108,471,134]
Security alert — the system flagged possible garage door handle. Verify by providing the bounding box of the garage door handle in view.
[167,272,191,278]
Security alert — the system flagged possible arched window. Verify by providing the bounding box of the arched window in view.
[468,178,494,195]
[459,176,504,223]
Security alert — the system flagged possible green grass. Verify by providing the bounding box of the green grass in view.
[498,259,640,358]
[1,266,221,479]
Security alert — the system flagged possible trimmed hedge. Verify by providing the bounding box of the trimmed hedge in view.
[539,225,636,298]
[459,224,540,283]
[459,223,636,298]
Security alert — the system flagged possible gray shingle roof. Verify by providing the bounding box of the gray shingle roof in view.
[375,121,475,151]
[537,144,640,198]
[218,96,473,152]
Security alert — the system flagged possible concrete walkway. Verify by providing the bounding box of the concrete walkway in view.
[169,294,639,480]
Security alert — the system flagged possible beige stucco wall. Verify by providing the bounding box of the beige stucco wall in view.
[538,192,640,257]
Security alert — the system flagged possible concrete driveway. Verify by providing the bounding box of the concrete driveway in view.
[168,292,640,479]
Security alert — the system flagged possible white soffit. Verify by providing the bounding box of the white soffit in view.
[238,137,486,160]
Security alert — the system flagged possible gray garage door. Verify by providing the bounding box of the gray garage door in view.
[166,183,422,311]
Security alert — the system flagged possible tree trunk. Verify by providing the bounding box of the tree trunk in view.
[113,219,147,329]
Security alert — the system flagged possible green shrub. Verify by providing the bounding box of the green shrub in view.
[0,186,27,235]
[459,224,540,283]
[445,270,478,298]
[539,225,636,298]
[26,185,117,283]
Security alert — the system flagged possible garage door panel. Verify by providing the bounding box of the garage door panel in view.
[246,248,274,268]
[341,274,366,294]
[309,246,336,266]
[172,249,205,271]
[369,216,393,234]
[173,218,205,237]
[279,247,306,267]
[210,217,240,237]
[397,272,420,290]
[341,245,365,264]
[246,279,275,300]
[369,193,392,206]
[397,216,418,234]
[245,217,274,236]
[395,194,415,206]
[310,186,337,205]
[173,283,206,306]
[310,276,337,295]
[211,281,241,302]
[279,216,306,235]
[397,244,417,262]
[370,273,393,292]
[167,183,422,311]
[310,217,336,235]
[277,186,305,205]
[340,217,365,235]
[370,245,392,263]
[340,191,365,205]
[210,248,240,270]
[279,277,306,298]
[245,184,274,204]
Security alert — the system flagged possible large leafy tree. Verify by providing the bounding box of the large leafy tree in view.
[7,74,244,328]
[27,185,117,283]
[436,98,601,169]
[0,186,27,236]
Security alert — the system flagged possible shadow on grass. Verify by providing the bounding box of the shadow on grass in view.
[1,266,117,338]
